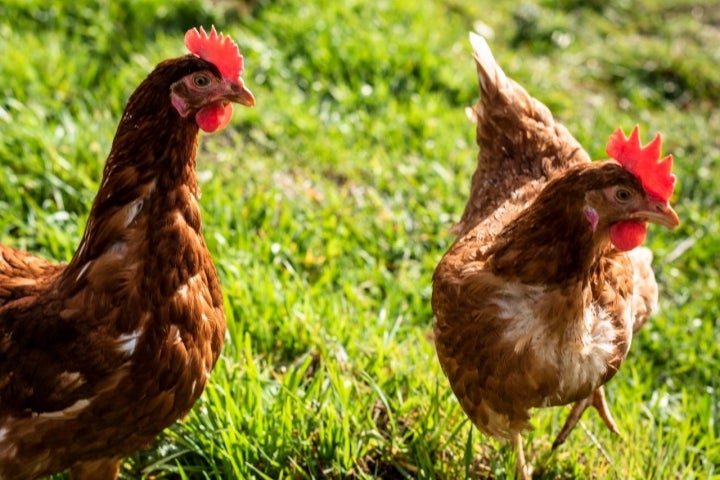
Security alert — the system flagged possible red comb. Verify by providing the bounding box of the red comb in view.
[606,125,675,201]
[184,26,244,80]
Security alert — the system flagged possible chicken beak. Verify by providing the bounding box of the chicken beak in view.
[638,199,680,230]
[228,80,256,107]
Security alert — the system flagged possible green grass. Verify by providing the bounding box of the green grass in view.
[1,0,718,478]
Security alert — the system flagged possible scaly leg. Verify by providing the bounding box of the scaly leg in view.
[552,385,620,449]
[513,432,532,480]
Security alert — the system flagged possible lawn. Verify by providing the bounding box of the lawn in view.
[0,0,718,478]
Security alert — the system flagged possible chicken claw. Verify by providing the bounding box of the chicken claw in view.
[552,385,620,449]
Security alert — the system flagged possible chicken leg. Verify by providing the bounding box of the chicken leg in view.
[552,385,620,449]
[513,433,532,480]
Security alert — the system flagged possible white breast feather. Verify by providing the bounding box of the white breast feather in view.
[494,282,628,401]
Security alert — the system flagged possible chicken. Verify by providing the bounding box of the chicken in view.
[432,33,679,478]
[0,26,255,479]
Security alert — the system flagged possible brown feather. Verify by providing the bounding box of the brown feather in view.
[432,34,676,475]
[0,52,250,479]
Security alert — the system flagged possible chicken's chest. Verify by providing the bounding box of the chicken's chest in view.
[141,273,224,410]
[132,209,226,411]
[492,282,631,405]
[89,192,226,420]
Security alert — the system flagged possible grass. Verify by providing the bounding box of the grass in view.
[1,0,718,478]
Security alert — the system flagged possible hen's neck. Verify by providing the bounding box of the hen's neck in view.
[488,181,611,287]
[60,81,202,288]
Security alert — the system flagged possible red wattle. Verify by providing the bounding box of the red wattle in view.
[609,221,647,251]
[195,103,234,132]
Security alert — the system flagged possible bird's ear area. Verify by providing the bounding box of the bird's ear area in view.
[170,92,191,118]
[583,206,599,232]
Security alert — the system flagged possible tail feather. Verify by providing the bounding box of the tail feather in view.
[453,32,591,236]
[469,32,509,99]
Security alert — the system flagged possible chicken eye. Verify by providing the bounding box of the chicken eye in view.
[192,74,211,88]
[614,188,633,202]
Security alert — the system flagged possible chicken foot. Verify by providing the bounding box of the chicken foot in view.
[552,385,620,449]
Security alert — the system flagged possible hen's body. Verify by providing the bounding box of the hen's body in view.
[432,34,672,476]
[0,47,252,479]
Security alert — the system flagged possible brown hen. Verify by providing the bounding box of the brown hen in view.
[0,26,254,479]
[432,33,679,478]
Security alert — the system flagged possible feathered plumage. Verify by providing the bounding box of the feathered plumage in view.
[0,27,254,479]
[432,33,679,478]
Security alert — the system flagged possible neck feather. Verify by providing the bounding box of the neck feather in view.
[487,170,614,285]
[59,72,203,290]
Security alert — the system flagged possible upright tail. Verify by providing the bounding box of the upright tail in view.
[453,33,590,236]
[468,32,510,110]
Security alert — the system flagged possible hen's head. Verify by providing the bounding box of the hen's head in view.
[169,26,255,133]
[583,127,679,251]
